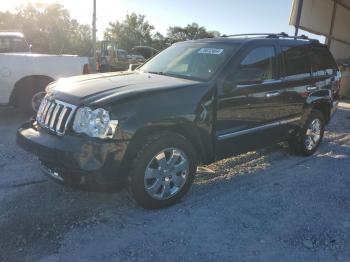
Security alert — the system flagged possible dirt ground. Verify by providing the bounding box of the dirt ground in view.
[0,103,350,262]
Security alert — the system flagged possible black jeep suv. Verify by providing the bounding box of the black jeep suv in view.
[17,33,341,209]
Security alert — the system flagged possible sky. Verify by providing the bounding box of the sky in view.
[0,0,323,41]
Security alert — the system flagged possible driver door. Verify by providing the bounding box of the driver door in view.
[215,44,285,158]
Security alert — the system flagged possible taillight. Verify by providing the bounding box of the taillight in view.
[83,64,89,74]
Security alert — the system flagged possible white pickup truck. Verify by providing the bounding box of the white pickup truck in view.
[0,32,92,112]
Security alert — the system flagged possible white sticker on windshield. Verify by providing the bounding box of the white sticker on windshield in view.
[198,48,224,55]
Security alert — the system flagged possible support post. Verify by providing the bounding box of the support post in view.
[327,1,338,47]
[294,0,304,38]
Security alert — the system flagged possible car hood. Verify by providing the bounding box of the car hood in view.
[49,71,201,105]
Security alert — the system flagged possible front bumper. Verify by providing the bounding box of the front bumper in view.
[16,121,129,186]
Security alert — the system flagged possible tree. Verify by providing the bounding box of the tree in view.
[104,15,220,52]
[167,23,220,43]
[0,3,93,56]
[104,13,155,51]
[151,32,170,51]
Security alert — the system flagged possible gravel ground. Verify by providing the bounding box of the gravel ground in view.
[0,104,350,262]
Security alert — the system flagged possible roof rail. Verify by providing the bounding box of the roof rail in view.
[221,33,279,38]
[221,32,319,43]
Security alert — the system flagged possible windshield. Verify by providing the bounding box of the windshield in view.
[140,42,238,81]
[0,36,30,53]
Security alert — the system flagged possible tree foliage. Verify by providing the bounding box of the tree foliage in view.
[0,3,92,56]
[167,23,220,43]
[104,15,221,51]
[104,13,155,51]
[0,3,221,55]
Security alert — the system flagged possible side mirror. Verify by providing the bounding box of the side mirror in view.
[128,64,139,71]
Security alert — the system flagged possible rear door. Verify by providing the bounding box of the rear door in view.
[216,42,285,158]
[280,43,313,119]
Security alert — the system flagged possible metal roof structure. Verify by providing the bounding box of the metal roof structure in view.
[290,0,350,60]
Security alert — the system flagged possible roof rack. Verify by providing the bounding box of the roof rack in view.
[221,32,319,43]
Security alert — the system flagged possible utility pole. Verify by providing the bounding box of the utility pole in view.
[92,0,97,59]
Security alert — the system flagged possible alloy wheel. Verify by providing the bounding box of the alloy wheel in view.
[304,118,322,151]
[144,148,189,200]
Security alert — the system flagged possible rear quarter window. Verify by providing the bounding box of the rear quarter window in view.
[282,45,312,80]
[311,47,337,76]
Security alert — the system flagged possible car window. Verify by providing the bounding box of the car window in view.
[0,36,30,53]
[12,37,29,52]
[311,47,337,76]
[0,37,11,52]
[117,50,128,59]
[240,46,276,81]
[140,42,239,81]
[282,45,312,80]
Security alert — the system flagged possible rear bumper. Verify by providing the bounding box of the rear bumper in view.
[16,121,129,185]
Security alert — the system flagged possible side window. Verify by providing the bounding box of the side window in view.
[12,38,30,53]
[0,37,11,53]
[282,45,312,79]
[311,47,337,76]
[227,46,276,85]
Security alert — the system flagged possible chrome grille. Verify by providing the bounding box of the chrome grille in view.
[36,98,77,136]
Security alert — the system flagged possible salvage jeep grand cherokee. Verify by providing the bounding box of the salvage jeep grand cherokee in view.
[17,33,340,209]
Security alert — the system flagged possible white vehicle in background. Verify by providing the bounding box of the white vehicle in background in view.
[0,32,93,113]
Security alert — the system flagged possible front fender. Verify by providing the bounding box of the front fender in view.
[107,84,216,165]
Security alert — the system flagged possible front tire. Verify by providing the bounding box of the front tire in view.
[289,110,325,156]
[129,133,197,209]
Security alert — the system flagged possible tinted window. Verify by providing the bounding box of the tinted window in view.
[239,46,276,81]
[282,45,311,79]
[311,47,337,76]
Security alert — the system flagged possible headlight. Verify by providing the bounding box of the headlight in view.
[72,107,118,139]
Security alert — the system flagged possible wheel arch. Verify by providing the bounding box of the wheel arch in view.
[120,123,211,173]
[309,100,332,124]
[10,75,55,106]
[304,89,333,125]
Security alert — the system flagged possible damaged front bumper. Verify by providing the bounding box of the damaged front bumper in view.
[16,121,129,188]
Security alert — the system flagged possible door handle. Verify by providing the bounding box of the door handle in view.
[307,86,318,91]
[265,91,280,98]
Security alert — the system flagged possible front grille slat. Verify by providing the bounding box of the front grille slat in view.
[37,99,47,122]
[49,104,61,130]
[36,98,76,136]
[44,103,55,127]
[56,107,68,134]
[41,100,51,122]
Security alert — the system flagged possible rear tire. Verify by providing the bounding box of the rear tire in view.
[129,132,197,209]
[289,110,325,156]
